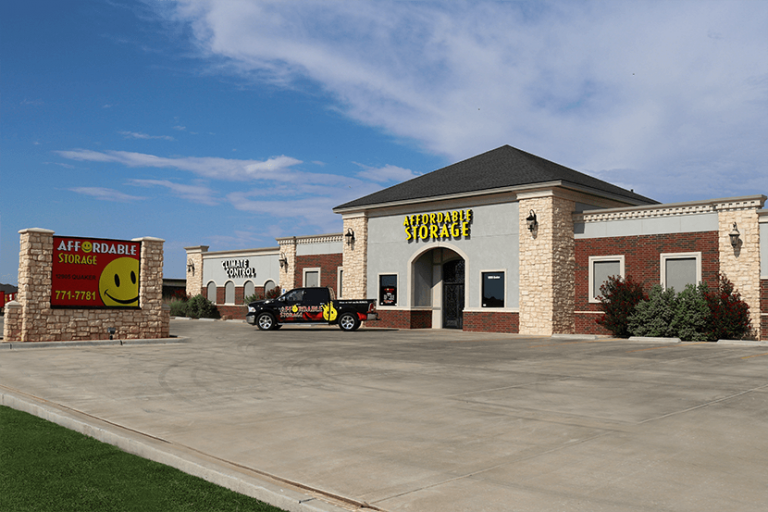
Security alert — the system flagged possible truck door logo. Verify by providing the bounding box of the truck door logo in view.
[322,303,337,321]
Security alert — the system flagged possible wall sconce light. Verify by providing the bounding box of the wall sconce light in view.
[526,210,538,233]
[279,252,288,269]
[729,222,741,248]
[186,259,195,274]
[107,327,116,340]
[345,228,356,245]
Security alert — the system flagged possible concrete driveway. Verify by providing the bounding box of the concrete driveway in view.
[2,320,768,511]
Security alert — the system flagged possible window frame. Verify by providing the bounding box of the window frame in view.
[660,252,702,291]
[588,255,625,303]
[206,281,217,304]
[378,273,399,307]
[480,270,506,308]
[302,267,321,288]
[224,281,235,305]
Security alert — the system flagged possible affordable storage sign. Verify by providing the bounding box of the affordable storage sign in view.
[51,236,141,309]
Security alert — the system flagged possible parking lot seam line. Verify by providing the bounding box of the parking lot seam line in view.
[637,382,768,425]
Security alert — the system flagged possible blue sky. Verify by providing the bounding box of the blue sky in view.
[2,1,767,284]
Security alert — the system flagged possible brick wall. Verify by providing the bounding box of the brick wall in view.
[574,231,719,335]
[376,309,432,329]
[464,311,519,333]
[295,253,343,296]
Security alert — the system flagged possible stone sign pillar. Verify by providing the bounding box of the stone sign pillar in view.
[2,228,169,342]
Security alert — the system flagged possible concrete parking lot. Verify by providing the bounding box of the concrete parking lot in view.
[2,319,768,511]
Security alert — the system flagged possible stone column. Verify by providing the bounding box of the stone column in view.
[342,213,368,299]
[716,197,765,335]
[277,237,297,292]
[518,194,576,335]
[134,237,168,338]
[18,228,55,342]
[184,245,208,298]
[2,301,22,341]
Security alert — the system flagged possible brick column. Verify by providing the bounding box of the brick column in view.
[134,237,168,338]
[518,194,576,335]
[342,213,368,299]
[716,197,765,337]
[184,245,208,297]
[277,237,297,292]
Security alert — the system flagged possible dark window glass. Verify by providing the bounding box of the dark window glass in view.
[379,275,397,306]
[303,288,329,305]
[482,272,504,308]
[593,260,621,299]
[283,289,304,302]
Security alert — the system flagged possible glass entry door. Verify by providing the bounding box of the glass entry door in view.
[443,259,465,329]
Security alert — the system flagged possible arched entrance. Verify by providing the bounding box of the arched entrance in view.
[442,259,465,329]
[409,246,466,329]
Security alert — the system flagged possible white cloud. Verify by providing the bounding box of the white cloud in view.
[119,131,175,141]
[57,149,305,182]
[354,163,419,184]
[69,187,146,202]
[156,1,768,202]
[173,125,186,131]
[130,179,219,205]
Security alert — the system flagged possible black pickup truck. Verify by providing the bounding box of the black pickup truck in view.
[246,287,377,331]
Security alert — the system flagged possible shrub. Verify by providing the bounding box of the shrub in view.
[669,283,710,341]
[244,287,281,304]
[705,275,752,340]
[168,298,188,317]
[627,284,678,338]
[596,275,647,337]
[186,294,219,319]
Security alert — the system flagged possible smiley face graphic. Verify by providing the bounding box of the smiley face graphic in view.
[99,257,140,307]
[82,241,92,253]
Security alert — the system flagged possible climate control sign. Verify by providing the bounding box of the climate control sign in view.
[51,236,141,309]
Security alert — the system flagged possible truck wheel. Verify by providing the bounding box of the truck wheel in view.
[257,312,276,331]
[338,312,360,332]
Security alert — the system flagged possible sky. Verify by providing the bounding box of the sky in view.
[1,0,767,285]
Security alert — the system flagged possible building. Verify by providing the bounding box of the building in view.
[186,145,768,338]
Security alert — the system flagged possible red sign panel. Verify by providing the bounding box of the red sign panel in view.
[52,236,142,309]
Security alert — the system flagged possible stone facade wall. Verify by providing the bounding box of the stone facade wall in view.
[518,195,576,335]
[717,200,762,333]
[342,214,368,299]
[2,229,169,342]
[184,245,208,298]
[277,238,297,292]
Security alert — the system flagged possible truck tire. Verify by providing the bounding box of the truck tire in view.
[257,312,277,331]
[338,312,360,332]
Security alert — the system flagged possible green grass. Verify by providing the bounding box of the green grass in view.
[0,406,286,512]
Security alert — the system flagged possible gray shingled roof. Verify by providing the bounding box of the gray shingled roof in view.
[334,145,657,210]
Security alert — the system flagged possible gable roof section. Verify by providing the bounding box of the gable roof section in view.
[334,145,657,211]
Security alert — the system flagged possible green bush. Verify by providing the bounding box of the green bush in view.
[705,275,752,340]
[186,294,219,319]
[596,275,647,337]
[168,299,188,317]
[627,284,678,338]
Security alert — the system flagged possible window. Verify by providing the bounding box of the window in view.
[379,274,397,306]
[303,268,320,287]
[264,280,277,294]
[282,289,304,302]
[337,268,343,298]
[243,281,255,299]
[481,271,505,308]
[588,256,625,302]
[225,281,235,304]
[206,281,217,303]
[661,252,701,291]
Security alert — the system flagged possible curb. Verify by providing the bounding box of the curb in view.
[717,339,768,347]
[627,336,681,344]
[0,388,363,512]
[0,337,188,350]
